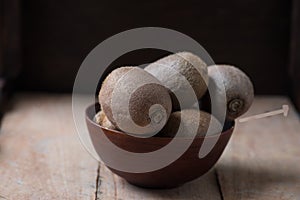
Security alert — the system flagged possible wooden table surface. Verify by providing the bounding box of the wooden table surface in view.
[0,94,299,200]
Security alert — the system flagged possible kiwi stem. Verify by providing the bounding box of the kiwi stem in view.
[150,110,164,124]
[228,98,244,114]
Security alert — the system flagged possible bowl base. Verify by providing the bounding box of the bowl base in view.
[126,180,183,189]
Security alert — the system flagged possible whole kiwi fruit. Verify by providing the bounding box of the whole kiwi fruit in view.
[207,65,254,120]
[158,109,222,138]
[98,67,172,136]
[145,52,208,110]
[95,110,116,130]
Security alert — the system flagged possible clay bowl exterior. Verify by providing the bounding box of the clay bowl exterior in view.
[85,104,234,189]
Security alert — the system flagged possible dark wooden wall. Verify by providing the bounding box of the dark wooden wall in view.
[19,0,291,94]
[0,0,299,110]
[289,0,300,111]
[0,0,21,112]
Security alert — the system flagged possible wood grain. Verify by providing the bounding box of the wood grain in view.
[0,94,98,199]
[0,94,299,199]
[0,94,222,199]
[97,165,221,200]
[216,96,300,200]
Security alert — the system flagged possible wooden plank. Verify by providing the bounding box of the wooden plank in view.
[0,94,98,199]
[0,94,222,199]
[98,165,221,200]
[216,96,300,200]
[1,95,299,199]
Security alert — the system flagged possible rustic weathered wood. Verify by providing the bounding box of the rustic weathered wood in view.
[1,95,299,199]
[97,165,222,200]
[0,94,98,199]
[97,96,300,199]
[0,94,222,199]
[216,96,300,200]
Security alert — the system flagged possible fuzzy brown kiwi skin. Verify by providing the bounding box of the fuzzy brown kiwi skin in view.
[145,52,208,111]
[176,52,209,98]
[98,67,172,135]
[208,65,254,120]
[128,83,172,127]
[157,109,222,138]
[98,67,134,126]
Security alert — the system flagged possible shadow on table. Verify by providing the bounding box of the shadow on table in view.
[215,163,299,196]
[122,162,299,199]
[123,169,221,199]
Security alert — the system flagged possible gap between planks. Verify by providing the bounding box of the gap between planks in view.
[215,170,225,200]
[95,163,101,200]
[96,164,223,200]
[2,94,297,199]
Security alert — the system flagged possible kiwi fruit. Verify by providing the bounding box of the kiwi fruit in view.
[207,65,254,120]
[98,66,133,125]
[95,110,116,130]
[98,67,172,136]
[158,109,222,138]
[145,52,208,110]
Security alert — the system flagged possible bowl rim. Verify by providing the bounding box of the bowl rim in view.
[85,103,235,140]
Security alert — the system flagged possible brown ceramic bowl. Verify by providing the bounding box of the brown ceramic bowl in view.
[85,104,234,189]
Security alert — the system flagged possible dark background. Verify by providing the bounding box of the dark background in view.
[0,0,299,110]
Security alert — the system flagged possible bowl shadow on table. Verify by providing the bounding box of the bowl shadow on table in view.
[215,163,299,195]
[119,162,299,199]
[119,169,221,199]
